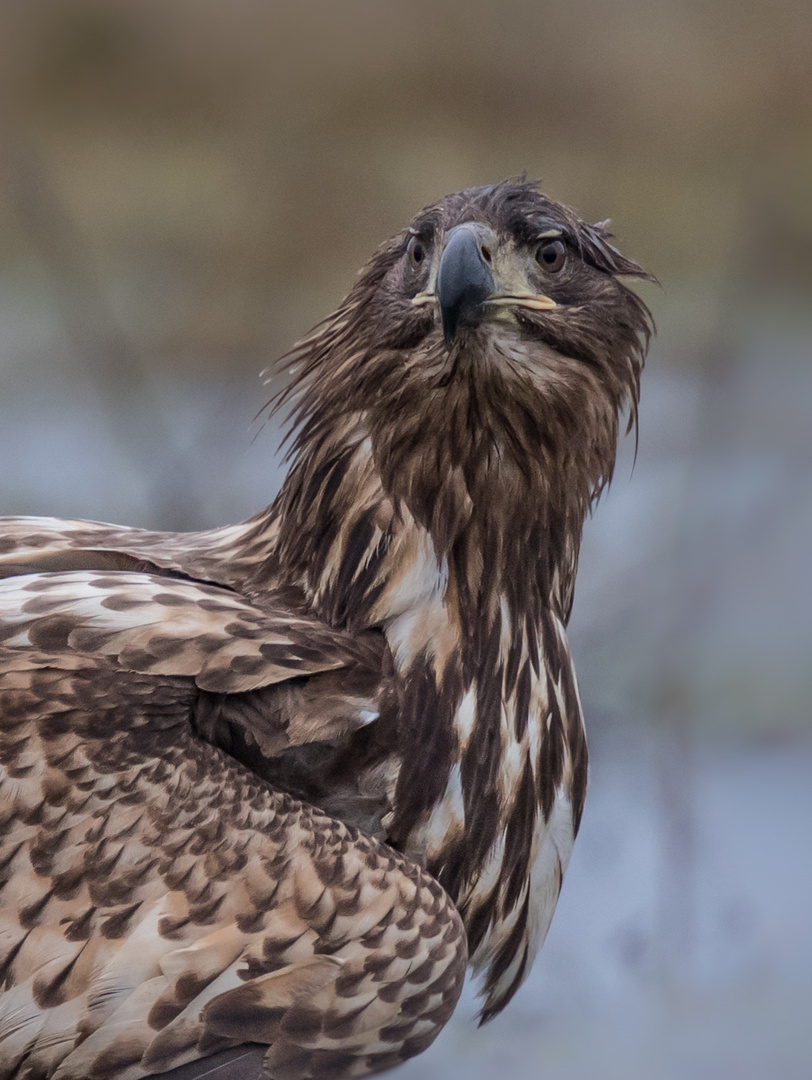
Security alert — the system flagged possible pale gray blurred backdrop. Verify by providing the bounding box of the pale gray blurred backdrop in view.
[0,3,810,1078]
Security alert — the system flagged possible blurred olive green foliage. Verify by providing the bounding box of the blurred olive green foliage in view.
[0,0,809,375]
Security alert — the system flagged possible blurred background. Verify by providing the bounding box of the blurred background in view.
[0,2,810,1077]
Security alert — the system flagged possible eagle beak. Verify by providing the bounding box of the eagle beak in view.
[436,224,496,343]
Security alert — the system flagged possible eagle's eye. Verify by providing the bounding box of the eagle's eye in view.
[407,234,427,267]
[536,239,566,273]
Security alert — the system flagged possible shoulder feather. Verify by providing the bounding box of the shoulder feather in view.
[0,570,382,696]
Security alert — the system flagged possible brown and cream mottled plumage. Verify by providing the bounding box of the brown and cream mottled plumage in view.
[0,181,652,1079]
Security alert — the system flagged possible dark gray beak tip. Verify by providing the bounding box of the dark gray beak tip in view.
[437,225,495,343]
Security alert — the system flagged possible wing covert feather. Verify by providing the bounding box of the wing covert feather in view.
[0,570,382,696]
[0,515,273,593]
[0,649,466,1079]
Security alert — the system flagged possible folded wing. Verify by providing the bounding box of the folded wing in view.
[0,558,463,1080]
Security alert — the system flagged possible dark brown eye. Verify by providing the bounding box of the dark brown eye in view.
[407,235,427,267]
[536,239,566,273]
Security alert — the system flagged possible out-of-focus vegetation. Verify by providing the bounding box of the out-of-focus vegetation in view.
[0,0,809,368]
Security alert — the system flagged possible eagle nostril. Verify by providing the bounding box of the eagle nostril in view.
[480,245,492,264]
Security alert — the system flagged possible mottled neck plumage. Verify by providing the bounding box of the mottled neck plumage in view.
[273,361,601,635]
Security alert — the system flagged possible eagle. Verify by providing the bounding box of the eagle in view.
[0,181,652,1080]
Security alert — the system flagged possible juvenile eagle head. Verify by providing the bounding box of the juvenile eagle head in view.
[279,179,652,621]
[273,180,653,1020]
